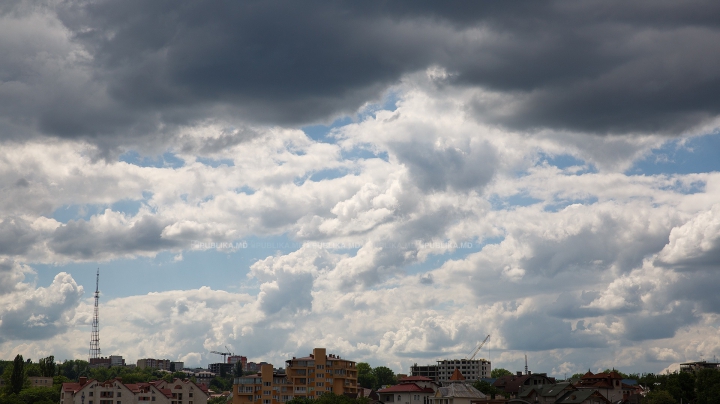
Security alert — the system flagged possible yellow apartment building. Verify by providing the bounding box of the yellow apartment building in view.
[232,348,358,404]
[285,348,358,398]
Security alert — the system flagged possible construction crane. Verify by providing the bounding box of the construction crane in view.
[467,334,490,361]
[210,346,233,362]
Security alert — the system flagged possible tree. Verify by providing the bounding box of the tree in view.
[356,363,376,389]
[371,366,396,389]
[10,354,26,395]
[233,361,243,377]
[642,390,677,404]
[471,380,501,398]
[208,397,229,404]
[38,356,55,377]
[695,368,720,404]
[490,368,512,378]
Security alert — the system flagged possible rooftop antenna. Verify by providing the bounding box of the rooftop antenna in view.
[89,268,101,359]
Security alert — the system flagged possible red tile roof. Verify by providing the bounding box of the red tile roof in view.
[399,376,434,382]
[378,383,435,393]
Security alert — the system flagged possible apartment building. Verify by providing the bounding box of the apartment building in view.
[233,364,292,404]
[61,377,209,404]
[232,348,358,404]
[285,348,358,398]
[435,359,490,383]
[137,358,172,370]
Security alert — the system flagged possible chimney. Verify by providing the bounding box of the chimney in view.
[80,377,88,385]
[517,371,522,376]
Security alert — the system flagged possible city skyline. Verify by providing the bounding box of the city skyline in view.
[1,1,720,378]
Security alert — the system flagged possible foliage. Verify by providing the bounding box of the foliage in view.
[287,393,366,404]
[233,361,243,377]
[58,360,90,381]
[471,380,501,398]
[642,389,677,404]
[10,355,26,395]
[490,368,512,378]
[208,396,230,404]
[695,369,720,404]
[38,356,55,378]
[17,386,60,404]
[371,366,396,389]
[356,363,376,390]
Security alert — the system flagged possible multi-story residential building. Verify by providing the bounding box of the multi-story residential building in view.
[285,348,358,398]
[410,365,438,381]
[171,362,185,371]
[61,377,209,404]
[209,363,234,375]
[233,364,292,404]
[89,356,126,368]
[411,359,490,384]
[680,361,720,373]
[232,348,359,404]
[138,359,172,370]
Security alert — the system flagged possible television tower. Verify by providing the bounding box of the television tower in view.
[89,269,101,359]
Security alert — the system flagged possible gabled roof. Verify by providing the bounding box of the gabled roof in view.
[556,389,610,404]
[435,384,486,399]
[448,368,465,381]
[399,376,434,382]
[378,383,435,393]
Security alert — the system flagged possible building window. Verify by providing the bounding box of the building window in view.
[264,382,272,386]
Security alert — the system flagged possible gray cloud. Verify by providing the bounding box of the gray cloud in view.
[622,302,698,341]
[0,272,83,341]
[1,1,719,147]
[501,311,608,351]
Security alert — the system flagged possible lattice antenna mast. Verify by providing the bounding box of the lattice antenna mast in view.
[89,269,101,359]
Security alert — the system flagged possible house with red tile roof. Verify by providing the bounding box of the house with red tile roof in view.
[573,371,635,402]
[61,377,209,404]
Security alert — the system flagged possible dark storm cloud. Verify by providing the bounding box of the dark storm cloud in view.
[3,0,720,144]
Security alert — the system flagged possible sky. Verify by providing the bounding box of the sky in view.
[2,0,720,378]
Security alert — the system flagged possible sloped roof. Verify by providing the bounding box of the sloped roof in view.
[448,368,465,381]
[399,376,434,382]
[378,383,435,393]
[556,389,609,404]
[436,384,486,399]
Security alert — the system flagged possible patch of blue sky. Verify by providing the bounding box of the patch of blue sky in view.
[536,152,597,174]
[196,157,235,167]
[110,199,143,216]
[301,91,400,142]
[404,236,503,276]
[119,150,185,169]
[32,234,306,300]
[52,204,105,222]
[489,193,543,210]
[657,178,706,195]
[340,146,390,162]
[301,116,354,143]
[627,131,720,176]
[235,185,255,195]
[544,196,599,212]
[309,167,352,182]
[357,90,401,120]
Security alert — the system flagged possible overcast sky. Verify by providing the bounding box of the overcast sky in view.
[2,0,720,377]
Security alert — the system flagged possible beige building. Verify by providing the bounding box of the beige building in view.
[137,359,172,370]
[285,348,358,398]
[61,377,209,404]
[232,348,358,404]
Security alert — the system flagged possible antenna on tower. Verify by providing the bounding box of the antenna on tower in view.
[89,268,101,360]
[524,354,528,375]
